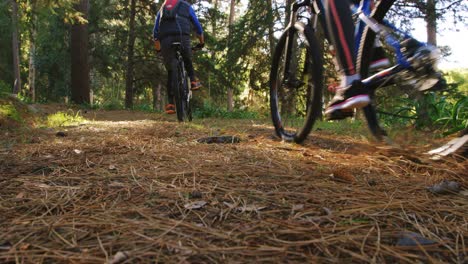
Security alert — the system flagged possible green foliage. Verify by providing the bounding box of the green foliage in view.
[100,97,124,110]
[0,80,10,98]
[46,110,86,127]
[194,101,259,119]
[0,1,13,88]
[433,96,468,135]
[316,119,366,136]
[34,9,71,102]
[0,103,22,122]
[378,71,468,134]
[133,103,154,112]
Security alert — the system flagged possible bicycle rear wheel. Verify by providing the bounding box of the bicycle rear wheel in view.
[270,22,323,143]
[174,61,190,122]
[356,0,397,141]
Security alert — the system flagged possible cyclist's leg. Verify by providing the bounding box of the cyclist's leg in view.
[161,36,177,113]
[324,0,370,119]
[325,0,357,82]
[180,36,201,90]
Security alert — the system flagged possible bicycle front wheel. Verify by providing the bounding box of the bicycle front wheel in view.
[270,22,323,143]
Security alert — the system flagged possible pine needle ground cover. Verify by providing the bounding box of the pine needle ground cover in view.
[0,108,466,263]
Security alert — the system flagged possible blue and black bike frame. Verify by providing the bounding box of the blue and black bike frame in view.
[351,1,428,91]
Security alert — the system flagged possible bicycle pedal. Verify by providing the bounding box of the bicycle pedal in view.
[418,75,447,92]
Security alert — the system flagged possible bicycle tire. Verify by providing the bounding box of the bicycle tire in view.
[356,0,397,141]
[270,22,323,143]
[186,76,193,122]
[173,61,184,122]
[174,61,190,122]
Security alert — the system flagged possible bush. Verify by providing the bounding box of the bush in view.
[0,103,22,122]
[46,110,86,127]
[101,98,124,110]
[193,101,260,119]
[0,80,11,98]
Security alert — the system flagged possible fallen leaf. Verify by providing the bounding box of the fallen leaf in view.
[109,182,126,188]
[109,251,130,264]
[189,191,202,199]
[330,168,356,183]
[73,149,82,155]
[322,207,333,216]
[396,231,438,247]
[19,243,30,250]
[0,241,12,251]
[427,180,460,195]
[292,204,304,211]
[184,201,207,210]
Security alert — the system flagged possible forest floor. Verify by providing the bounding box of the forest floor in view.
[0,103,467,263]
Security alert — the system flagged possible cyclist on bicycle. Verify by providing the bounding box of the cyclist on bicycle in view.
[323,0,372,120]
[153,0,204,114]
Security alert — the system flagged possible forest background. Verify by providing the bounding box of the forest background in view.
[0,0,467,135]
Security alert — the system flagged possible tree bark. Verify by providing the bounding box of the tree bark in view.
[208,0,219,98]
[11,0,21,95]
[28,0,37,102]
[267,0,275,55]
[285,0,293,27]
[125,0,137,109]
[70,0,91,104]
[227,0,236,112]
[153,83,162,111]
[426,0,437,46]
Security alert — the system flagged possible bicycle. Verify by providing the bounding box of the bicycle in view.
[270,0,445,143]
[170,42,202,122]
[171,42,192,122]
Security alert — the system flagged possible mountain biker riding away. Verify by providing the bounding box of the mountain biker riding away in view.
[153,0,204,114]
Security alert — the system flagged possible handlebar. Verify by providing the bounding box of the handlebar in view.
[192,43,204,52]
[155,41,204,53]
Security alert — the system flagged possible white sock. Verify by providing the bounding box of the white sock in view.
[340,74,361,87]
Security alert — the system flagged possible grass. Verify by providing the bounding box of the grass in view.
[314,119,369,137]
[0,103,22,122]
[45,110,87,127]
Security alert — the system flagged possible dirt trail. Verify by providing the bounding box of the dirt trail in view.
[0,108,466,263]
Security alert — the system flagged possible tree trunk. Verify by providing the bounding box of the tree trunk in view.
[153,83,162,111]
[267,0,275,55]
[226,0,236,112]
[71,0,90,104]
[414,0,438,126]
[285,0,293,27]
[11,0,21,95]
[125,0,137,109]
[28,36,36,102]
[28,1,37,102]
[208,0,219,98]
[425,0,437,46]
